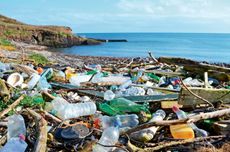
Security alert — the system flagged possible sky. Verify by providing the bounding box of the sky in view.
[1,0,230,33]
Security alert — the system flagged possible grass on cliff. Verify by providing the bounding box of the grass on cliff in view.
[28,53,49,65]
[0,38,12,46]
[0,38,16,51]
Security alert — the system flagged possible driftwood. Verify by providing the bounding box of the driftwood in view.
[0,95,24,118]
[179,78,214,107]
[148,51,159,63]
[27,108,47,152]
[158,57,230,81]
[127,135,226,151]
[124,108,230,135]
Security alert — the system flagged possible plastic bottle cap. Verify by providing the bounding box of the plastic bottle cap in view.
[93,118,101,129]
[172,106,179,113]
[19,134,26,141]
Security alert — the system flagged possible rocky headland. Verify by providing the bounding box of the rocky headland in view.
[0,14,100,48]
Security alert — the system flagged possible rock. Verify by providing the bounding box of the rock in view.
[0,14,101,48]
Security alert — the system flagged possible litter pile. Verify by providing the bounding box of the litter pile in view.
[0,53,230,152]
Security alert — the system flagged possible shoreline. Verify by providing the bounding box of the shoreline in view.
[0,42,229,69]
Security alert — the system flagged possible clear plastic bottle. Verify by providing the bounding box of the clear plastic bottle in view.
[93,126,119,152]
[130,110,166,142]
[27,73,40,89]
[119,79,132,91]
[7,114,26,140]
[51,97,97,120]
[91,72,103,83]
[97,114,139,129]
[147,88,164,95]
[133,69,145,82]
[124,87,145,96]
[0,135,27,152]
[69,74,91,86]
[37,77,51,91]
[104,90,115,101]
[172,106,208,137]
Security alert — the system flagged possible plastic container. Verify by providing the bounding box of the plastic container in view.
[6,73,24,87]
[124,87,145,96]
[96,114,139,130]
[119,80,132,91]
[37,77,51,91]
[170,124,195,139]
[104,90,115,101]
[7,114,26,140]
[93,126,119,152]
[172,106,208,137]
[0,135,27,152]
[132,69,145,82]
[108,98,149,114]
[50,97,97,120]
[27,73,40,90]
[182,77,204,87]
[147,88,164,95]
[69,74,91,86]
[130,110,166,142]
[41,68,53,80]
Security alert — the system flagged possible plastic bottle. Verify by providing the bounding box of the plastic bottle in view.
[93,126,119,152]
[37,77,51,91]
[27,73,40,89]
[41,68,53,80]
[132,69,145,82]
[182,77,204,87]
[108,98,149,114]
[69,74,91,86]
[124,87,145,96]
[104,90,115,101]
[147,73,160,82]
[147,88,164,95]
[96,114,139,130]
[7,114,26,140]
[172,106,208,137]
[130,110,166,142]
[0,135,27,152]
[50,97,97,120]
[119,80,132,91]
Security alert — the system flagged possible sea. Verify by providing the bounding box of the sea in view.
[57,33,230,63]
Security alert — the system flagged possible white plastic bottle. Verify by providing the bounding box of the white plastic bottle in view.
[51,97,97,120]
[130,110,166,142]
[0,135,27,152]
[93,126,119,152]
[7,114,26,140]
[27,73,40,89]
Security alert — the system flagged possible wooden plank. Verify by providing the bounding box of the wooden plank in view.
[161,101,179,109]
[178,87,230,106]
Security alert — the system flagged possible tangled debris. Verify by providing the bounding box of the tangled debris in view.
[0,52,230,152]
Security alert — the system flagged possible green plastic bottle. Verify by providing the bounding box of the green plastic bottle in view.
[147,73,160,82]
[99,98,150,115]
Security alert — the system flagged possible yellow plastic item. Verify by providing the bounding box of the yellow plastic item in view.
[170,124,194,139]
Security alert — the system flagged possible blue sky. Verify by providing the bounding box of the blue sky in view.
[1,0,230,33]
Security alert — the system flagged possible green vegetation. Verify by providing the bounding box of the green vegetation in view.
[28,53,49,65]
[0,38,12,46]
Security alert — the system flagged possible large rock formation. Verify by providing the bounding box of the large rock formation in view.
[0,15,100,47]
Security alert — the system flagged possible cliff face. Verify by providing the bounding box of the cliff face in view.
[0,15,100,47]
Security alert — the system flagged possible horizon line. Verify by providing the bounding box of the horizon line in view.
[76,31,230,34]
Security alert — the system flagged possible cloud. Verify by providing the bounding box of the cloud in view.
[117,0,230,19]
